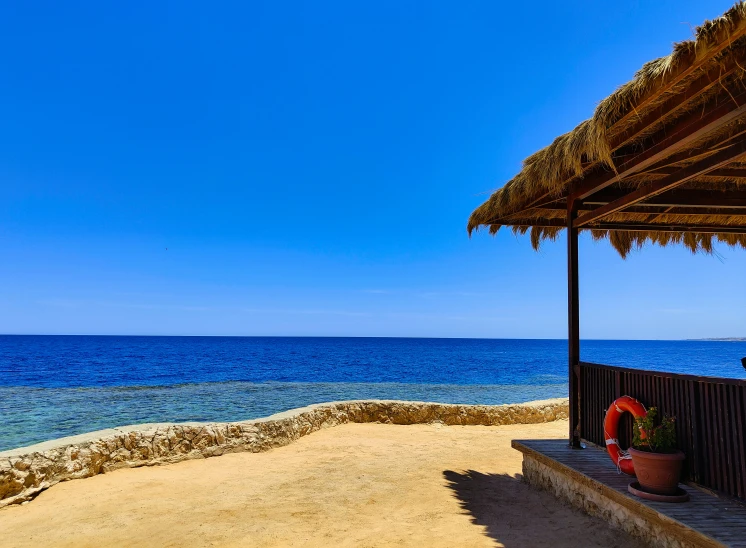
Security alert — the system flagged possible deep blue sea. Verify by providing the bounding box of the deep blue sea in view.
[1,336,745,451]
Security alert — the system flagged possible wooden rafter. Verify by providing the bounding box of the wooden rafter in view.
[536,204,746,216]
[574,136,746,227]
[573,87,746,201]
[483,188,746,227]
[633,129,746,175]
[645,166,746,178]
[501,144,746,219]
[530,188,746,209]
[586,188,746,208]
[512,219,746,234]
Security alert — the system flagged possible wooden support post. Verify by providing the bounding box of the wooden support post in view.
[567,198,582,448]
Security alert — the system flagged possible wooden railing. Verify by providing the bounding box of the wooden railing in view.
[580,361,746,501]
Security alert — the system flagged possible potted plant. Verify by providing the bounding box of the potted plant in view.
[629,407,685,495]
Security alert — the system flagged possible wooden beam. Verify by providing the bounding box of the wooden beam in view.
[592,223,746,234]
[505,179,746,229]
[636,127,746,175]
[567,199,582,449]
[573,87,746,201]
[507,219,746,234]
[586,189,746,209]
[575,136,746,227]
[645,167,746,178]
[476,193,746,226]
[483,190,746,226]
[536,204,746,216]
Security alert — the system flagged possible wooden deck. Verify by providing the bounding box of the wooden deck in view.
[513,439,746,547]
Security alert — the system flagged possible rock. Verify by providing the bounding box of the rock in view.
[0,398,568,507]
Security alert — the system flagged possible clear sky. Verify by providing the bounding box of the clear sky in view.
[1,0,744,339]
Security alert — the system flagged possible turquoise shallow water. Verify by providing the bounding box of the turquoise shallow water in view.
[0,381,566,451]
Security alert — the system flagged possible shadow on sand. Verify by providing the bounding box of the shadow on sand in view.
[442,469,637,548]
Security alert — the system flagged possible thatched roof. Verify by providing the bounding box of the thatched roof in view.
[468,3,746,257]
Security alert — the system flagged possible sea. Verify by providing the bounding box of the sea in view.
[1,335,745,452]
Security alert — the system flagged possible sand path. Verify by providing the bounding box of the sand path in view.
[0,419,640,547]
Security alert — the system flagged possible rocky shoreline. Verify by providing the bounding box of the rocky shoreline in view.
[0,398,568,507]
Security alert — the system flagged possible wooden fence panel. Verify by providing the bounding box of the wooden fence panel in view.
[579,362,746,501]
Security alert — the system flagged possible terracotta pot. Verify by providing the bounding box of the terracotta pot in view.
[628,447,685,495]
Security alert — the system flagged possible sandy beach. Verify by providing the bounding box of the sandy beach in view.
[0,419,640,547]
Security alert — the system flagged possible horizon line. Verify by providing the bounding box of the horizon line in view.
[2,334,743,341]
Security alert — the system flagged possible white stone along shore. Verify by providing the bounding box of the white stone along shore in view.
[0,398,568,507]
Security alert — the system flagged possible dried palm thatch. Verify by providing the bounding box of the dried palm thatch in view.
[468,2,746,257]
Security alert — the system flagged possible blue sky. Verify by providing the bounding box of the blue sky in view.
[1,0,744,339]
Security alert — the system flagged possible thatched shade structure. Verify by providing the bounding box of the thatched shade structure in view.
[468,3,746,258]
[468,3,746,449]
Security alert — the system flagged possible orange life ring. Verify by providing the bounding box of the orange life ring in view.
[604,396,647,475]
